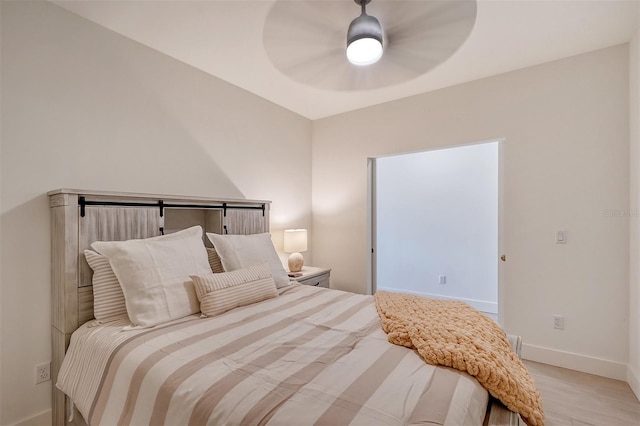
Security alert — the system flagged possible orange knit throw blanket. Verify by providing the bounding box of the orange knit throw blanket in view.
[374,291,544,426]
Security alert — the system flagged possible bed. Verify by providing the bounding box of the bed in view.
[49,189,527,426]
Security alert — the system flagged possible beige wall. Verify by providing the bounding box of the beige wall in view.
[0,2,311,424]
[1,1,638,424]
[313,45,630,379]
[629,11,640,400]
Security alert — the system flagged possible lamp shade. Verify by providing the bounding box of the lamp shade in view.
[284,229,307,253]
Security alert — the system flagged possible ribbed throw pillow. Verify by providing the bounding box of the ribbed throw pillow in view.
[191,262,277,317]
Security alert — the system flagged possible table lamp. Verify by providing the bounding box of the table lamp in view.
[284,229,307,273]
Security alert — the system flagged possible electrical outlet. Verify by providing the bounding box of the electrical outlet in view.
[553,315,565,330]
[438,275,446,285]
[35,362,50,384]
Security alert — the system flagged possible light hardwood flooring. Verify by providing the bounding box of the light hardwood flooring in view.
[523,360,640,426]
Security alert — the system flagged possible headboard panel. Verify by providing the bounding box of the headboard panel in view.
[48,189,271,425]
[79,207,161,286]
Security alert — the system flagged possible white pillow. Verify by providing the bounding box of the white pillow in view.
[191,262,278,317]
[91,226,211,328]
[206,233,290,288]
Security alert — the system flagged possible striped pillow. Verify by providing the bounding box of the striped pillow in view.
[84,250,128,323]
[206,247,224,273]
[191,262,277,317]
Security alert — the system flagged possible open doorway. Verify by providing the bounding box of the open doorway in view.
[369,140,503,321]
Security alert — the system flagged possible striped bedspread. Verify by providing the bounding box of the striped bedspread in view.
[57,284,489,425]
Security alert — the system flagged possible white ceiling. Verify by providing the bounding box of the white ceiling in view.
[52,0,639,120]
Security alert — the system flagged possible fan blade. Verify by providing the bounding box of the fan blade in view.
[263,0,477,91]
[380,1,477,72]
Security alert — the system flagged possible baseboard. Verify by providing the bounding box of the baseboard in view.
[376,287,498,314]
[11,409,51,426]
[522,343,627,381]
[628,364,640,401]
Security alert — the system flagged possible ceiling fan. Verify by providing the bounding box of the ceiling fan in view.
[263,0,477,91]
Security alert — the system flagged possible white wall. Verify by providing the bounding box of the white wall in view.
[629,10,640,400]
[375,142,498,313]
[0,2,312,424]
[313,45,630,379]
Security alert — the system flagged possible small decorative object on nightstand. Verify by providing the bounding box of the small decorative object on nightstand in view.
[289,266,331,288]
[284,229,307,272]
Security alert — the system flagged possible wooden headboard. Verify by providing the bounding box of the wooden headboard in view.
[48,189,271,425]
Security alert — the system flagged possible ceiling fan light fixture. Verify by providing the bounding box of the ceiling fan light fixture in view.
[346,1,383,66]
[347,35,383,66]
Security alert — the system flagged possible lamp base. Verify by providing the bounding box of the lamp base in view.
[288,252,304,273]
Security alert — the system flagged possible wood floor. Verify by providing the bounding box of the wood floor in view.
[523,360,640,426]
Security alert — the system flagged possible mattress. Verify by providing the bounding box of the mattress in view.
[57,284,489,425]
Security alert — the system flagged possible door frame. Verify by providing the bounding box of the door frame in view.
[367,138,506,326]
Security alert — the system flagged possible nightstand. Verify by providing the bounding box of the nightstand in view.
[289,266,331,288]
